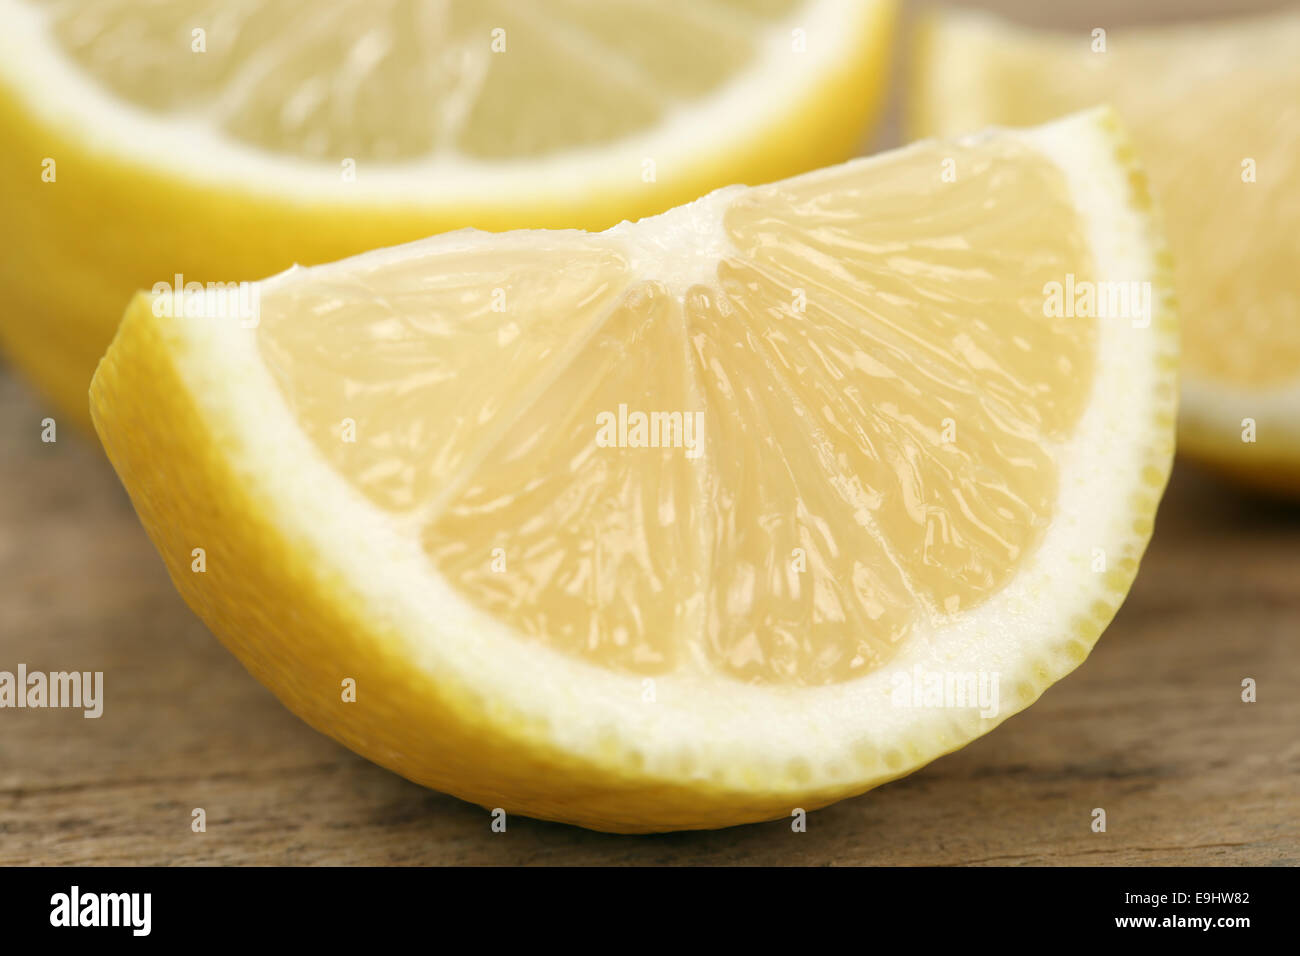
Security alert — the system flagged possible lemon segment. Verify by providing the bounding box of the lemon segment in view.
[91,108,1176,831]
[909,7,1300,490]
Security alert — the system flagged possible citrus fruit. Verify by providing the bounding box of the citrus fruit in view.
[90,108,1177,832]
[0,0,897,428]
[909,7,1300,494]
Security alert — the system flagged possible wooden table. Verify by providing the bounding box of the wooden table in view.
[3,0,1297,865]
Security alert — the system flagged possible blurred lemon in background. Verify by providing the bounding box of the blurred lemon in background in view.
[0,0,897,429]
[909,7,1300,494]
[91,108,1175,830]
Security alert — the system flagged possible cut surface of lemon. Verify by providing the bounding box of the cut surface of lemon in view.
[910,7,1300,492]
[91,108,1176,832]
[0,0,896,427]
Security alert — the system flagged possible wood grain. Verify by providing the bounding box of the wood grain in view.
[2,0,1298,865]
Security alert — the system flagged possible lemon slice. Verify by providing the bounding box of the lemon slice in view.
[0,0,896,428]
[91,108,1176,832]
[909,7,1300,493]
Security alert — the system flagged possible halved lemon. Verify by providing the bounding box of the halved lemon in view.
[91,108,1176,832]
[910,7,1300,494]
[0,0,896,428]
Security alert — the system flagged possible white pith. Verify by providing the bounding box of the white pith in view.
[149,108,1175,795]
[0,0,887,205]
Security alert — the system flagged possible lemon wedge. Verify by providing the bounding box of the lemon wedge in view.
[91,108,1176,831]
[910,7,1300,493]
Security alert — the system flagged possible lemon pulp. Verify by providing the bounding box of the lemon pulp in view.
[258,138,1095,686]
[40,0,802,161]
